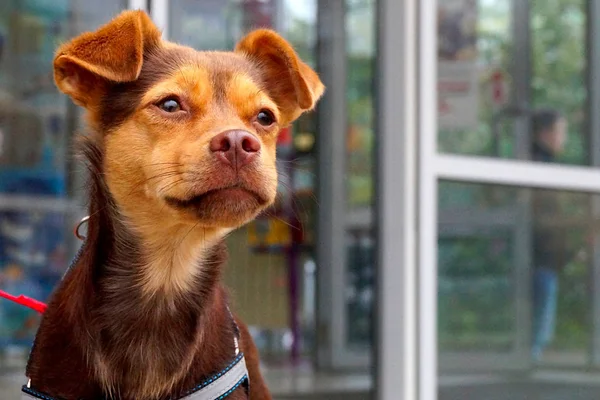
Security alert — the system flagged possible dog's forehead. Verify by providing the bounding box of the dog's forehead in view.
[98,45,264,131]
[148,45,262,88]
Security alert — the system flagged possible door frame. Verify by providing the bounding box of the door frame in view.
[374,0,419,398]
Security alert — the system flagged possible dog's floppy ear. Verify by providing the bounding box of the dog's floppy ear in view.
[53,10,161,107]
[235,29,325,123]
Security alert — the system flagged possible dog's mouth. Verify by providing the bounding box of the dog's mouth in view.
[164,185,268,211]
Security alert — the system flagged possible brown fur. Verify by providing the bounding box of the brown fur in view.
[26,10,323,400]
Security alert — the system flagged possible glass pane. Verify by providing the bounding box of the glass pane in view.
[437,0,589,165]
[346,231,375,348]
[0,0,127,379]
[531,0,587,165]
[439,181,593,398]
[345,0,376,351]
[439,232,516,351]
[0,210,68,343]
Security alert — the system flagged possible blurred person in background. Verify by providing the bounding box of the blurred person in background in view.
[530,108,571,362]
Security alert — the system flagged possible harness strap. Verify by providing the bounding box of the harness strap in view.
[21,353,248,400]
[20,390,43,400]
[179,353,248,400]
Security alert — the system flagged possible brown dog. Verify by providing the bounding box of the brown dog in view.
[22,10,323,400]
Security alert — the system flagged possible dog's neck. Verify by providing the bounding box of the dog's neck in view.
[82,134,228,297]
[71,136,237,399]
[120,210,225,297]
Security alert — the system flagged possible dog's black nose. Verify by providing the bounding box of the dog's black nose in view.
[210,130,261,170]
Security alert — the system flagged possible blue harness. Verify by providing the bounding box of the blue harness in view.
[21,352,249,400]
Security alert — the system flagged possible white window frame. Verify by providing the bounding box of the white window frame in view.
[375,0,418,399]
[417,1,438,399]
[150,0,169,37]
[128,0,148,11]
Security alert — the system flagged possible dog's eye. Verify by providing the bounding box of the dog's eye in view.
[158,98,181,113]
[257,110,275,126]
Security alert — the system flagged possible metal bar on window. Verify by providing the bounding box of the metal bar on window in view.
[418,0,438,398]
[436,154,600,193]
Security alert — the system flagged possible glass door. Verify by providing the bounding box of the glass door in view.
[432,0,594,373]
[417,0,600,398]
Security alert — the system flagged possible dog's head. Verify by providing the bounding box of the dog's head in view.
[54,11,324,230]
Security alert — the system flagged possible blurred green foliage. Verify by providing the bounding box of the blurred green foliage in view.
[439,180,590,354]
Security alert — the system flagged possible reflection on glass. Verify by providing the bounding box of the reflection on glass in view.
[346,231,374,348]
[346,0,375,208]
[439,232,515,351]
[437,0,588,165]
[169,0,243,50]
[0,211,67,346]
[345,0,376,351]
[531,0,587,165]
[0,0,126,359]
[438,0,509,157]
[531,187,590,364]
[439,181,592,377]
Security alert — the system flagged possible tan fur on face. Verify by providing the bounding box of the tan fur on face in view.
[101,61,281,296]
[53,10,324,307]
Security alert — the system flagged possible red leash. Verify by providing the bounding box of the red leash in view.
[0,290,47,314]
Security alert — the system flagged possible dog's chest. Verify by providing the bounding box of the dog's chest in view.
[93,308,202,398]
[92,291,240,399]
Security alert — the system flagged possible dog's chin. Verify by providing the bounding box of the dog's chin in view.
[164,187,271,228]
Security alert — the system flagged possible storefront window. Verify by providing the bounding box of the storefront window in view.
[0,2,377,398]
[0,0,126,363]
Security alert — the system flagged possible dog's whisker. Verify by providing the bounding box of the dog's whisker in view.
[145,162,184,166]
[123,171,184,196]
[141,172,182,184]
[261,210,302,231]
[176,221,201,250]
[157,179,188,196]
[144,171,181,179]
